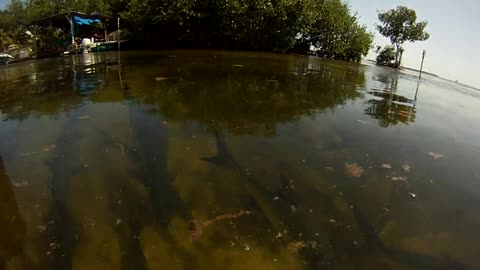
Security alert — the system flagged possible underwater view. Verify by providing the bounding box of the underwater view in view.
[0,50,479,270]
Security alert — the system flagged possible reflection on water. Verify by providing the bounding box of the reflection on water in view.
[364,75,418,127]
[0,51,479,270]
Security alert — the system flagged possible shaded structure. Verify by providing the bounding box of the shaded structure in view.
[30,12,112,57]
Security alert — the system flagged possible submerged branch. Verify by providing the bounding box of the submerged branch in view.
[189,210,253,240]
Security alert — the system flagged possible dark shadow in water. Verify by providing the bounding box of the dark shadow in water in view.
[126,104,196,268]
[365,74,419,128]
[40,54,114,270]
[0,156,25,270]
[46,115,86,270]
[107,179,148,270]
[126,98,192,226]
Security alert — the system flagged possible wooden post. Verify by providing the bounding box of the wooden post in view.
[104,22,108,42]
[117,18,120,50]
[414,80,420,106]
[66,13,75,54]
[419,50,426,79]
[33,27,38,58]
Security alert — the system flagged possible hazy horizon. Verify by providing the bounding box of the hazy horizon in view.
[348,0,480,88]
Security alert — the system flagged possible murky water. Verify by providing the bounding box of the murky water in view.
[0,50,479,270]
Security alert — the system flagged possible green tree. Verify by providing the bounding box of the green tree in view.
[375,45,395,66]
[376,6,429,67]
[296,0,372,62]
[0,0,373,62]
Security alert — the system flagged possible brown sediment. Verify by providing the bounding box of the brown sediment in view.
[345,163,364,177]
[288,241,317,254]
[189,210,253,240]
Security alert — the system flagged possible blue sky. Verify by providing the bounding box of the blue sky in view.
[1,0,479,87]
[348,0,480,88]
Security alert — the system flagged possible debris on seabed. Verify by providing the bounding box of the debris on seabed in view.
[290,205,297,213]
[162,120,168,125]
[381,163,392,169]
[230,241,235,247]
[273,196,279,201]
[391,176,408,183]
[232,64,244,68]
[43,145,56,151]
[402,164,411,173]
[329,219,336,223]
[78,115,90,120]
[244,244,250,251]
[36,225,47,232]
[309,209,313,213]
[154,77,168,82]
[409,192,416,198]
[22,144,57,156]
[428,152,445,159]
[275,232,283,239]
[116,218,122,225]
[345,163,364,177]
[288,241,317,254]
[13,180,29,187]
[265,79,279,84]
[189,209,253,240]
[325,166,335,173]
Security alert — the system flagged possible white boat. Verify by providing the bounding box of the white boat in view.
[0,53,14,65]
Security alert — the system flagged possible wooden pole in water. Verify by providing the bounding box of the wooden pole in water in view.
[67,14,75,47]
[419,49,426,79]
[104,21,108,42]
[33,27,38,58]
[117,18,120,50]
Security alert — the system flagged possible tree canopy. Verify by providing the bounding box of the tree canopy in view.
[376,6,429,67]
[0,0,373,63]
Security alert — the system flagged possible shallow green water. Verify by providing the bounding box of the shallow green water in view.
[0,50,479,270]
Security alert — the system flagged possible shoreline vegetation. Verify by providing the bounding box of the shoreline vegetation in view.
[0,0,373,62]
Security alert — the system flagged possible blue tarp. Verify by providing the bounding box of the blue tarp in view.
[73,16,101,26]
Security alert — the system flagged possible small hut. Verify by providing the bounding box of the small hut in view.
[30,12,114,57]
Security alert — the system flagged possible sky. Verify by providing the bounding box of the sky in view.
[347,0,480,88]
[1,0,479,87]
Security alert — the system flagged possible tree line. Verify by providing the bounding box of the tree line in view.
[0,0,373,62]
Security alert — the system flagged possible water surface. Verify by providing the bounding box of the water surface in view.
[0,51,479,270]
